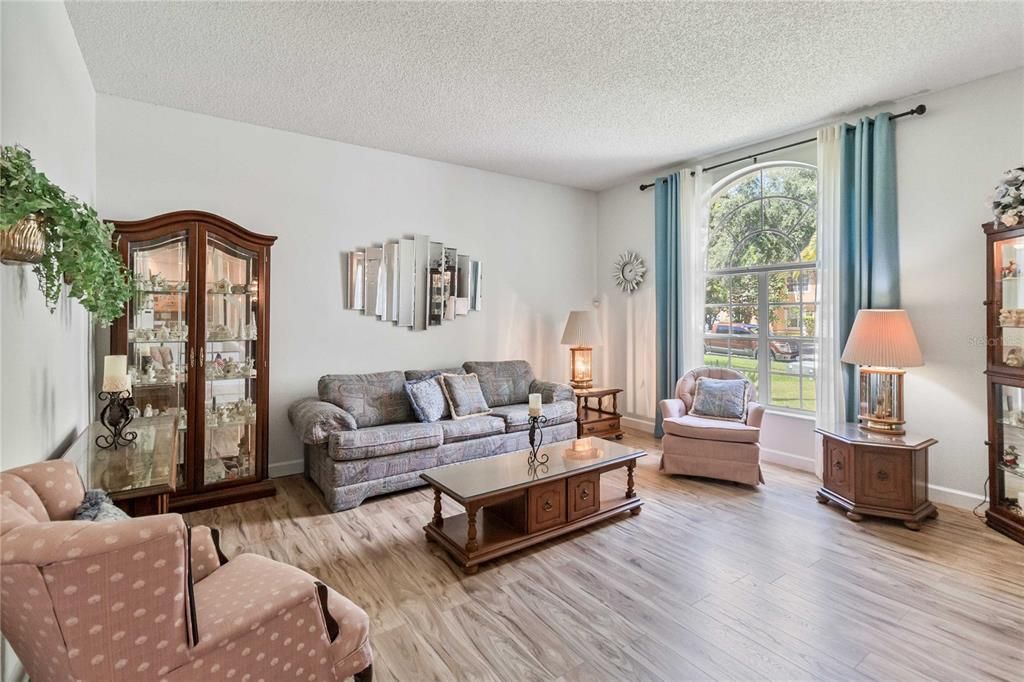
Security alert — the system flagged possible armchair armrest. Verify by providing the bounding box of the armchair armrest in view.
[2,514,194,678]
[191,553,336,654]
[746,402,765,428]
[190,525,227,583]
[530,379,573,403]
[289,397,357,445]
[659,398,687,419]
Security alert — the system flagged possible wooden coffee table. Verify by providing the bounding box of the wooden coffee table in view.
[422,438,645,574]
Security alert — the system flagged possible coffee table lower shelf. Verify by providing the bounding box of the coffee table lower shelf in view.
[425,478,642,574]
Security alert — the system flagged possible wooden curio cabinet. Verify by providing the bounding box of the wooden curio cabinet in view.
[984,220,1024,544]
[112,211,277,512]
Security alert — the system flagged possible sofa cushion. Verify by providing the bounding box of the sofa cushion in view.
[662,415,759,444]
[318,371,413,427]
[439,416,506,443]
[328,422,443,461]
[404,375,450,422]
[489,400,576,433]
[463,360,535,408]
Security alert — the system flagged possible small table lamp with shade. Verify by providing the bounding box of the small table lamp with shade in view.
[841,309,924,435]
[561,310,602,390]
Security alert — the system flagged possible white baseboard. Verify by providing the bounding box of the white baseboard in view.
[269,458,304,478]
[621,416,655,433]
[760,447,815,473]
[928,483,985,510]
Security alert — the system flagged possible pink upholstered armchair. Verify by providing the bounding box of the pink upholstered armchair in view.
[0,460,372,681]
[658,367,765,486]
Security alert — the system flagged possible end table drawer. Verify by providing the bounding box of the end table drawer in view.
[582,418,619,435]
[527,480,566,533]
[567,472,600,521]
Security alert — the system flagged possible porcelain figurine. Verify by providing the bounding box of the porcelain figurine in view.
[143,403,154,418]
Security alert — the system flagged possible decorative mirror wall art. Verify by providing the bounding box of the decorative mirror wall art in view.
[613,250,646,293]
[345,234,482,330]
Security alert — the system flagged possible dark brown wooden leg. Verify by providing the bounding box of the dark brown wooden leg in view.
[904,520,922,531]
[626,460,636,499]
[463,564,479,575]
[354,663,373,682]
[465,505,479,554]
[846,512,864,522]
[927,508,939,519]
[432,488,444,528]
[815,491,829,504]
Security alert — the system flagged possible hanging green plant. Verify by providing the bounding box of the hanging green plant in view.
[1,145,133,325]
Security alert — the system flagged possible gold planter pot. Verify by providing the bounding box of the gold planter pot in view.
[1,214,46,264]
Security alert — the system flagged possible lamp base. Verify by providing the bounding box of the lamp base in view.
[857,418,906,436]
[569,379,593,390]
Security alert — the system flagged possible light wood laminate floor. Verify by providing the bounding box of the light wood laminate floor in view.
[187,429,1024,681]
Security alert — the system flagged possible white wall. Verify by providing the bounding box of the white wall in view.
[0,5,96,467]
[596,67,1024,506]
[95,95,597,475]
[0,4,97,679]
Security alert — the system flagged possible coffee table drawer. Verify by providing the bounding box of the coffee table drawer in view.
[527,480,566,533]
[581,418,619,436]
[567,472,600,521]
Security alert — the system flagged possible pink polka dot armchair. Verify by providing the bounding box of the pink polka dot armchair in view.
[658,367,765,486]
[0,460,373,681]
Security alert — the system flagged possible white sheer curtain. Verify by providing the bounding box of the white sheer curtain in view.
[680,167,707,373]
[816,125,845,475]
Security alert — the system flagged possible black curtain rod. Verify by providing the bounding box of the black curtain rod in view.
[639,104,926,190]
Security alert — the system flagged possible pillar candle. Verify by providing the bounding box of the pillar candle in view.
[528,393,542,417]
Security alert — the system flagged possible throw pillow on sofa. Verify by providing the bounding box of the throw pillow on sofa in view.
[691,377,749,421]
[404,374,450,423]
[440,373,492,419]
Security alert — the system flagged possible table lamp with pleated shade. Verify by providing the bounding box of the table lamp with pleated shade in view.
[561,310,602,389]
[841,309,923,435]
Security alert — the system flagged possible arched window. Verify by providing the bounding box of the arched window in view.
[703,162,818,412]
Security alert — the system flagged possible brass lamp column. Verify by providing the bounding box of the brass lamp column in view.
[561,310,602,389]
[841,309,924,435]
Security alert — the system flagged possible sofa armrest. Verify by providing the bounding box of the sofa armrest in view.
[289,397,357,445]
[530,379,573,403]
[746,402,765,428]
[659,398,687,419]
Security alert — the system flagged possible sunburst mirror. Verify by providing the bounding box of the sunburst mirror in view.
[613,250,646,293]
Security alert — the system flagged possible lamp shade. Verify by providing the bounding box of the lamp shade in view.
[841,309,923,368]
[561,310,602,347]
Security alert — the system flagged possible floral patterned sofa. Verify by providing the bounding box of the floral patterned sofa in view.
[0,460,372,681]
[289,360,577,511]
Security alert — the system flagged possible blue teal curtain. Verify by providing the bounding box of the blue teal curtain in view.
[839,113,900,421]
[655,173,681,437]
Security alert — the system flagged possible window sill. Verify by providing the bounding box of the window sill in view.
[763,407,815,421]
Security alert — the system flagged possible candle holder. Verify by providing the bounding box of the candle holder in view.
[527,414,549,468]
[96,390,137,449]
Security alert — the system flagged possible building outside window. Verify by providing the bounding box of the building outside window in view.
[702,162,818,412]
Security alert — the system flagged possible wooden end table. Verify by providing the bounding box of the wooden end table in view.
[815,423,938,530]
[574,387,624,440]
[422,439,645,574]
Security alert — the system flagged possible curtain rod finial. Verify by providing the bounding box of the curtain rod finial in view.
[913,104,926,115]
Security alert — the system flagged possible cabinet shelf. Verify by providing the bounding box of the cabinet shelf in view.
[998,463,1024,480]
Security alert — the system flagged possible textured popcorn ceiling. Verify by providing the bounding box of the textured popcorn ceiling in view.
[66,1,1023,191]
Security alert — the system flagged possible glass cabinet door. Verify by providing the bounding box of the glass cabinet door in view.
[126,233,189,489]
[994,384,1024,523]
[993,235,1024,368]
[202,234,260,485]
